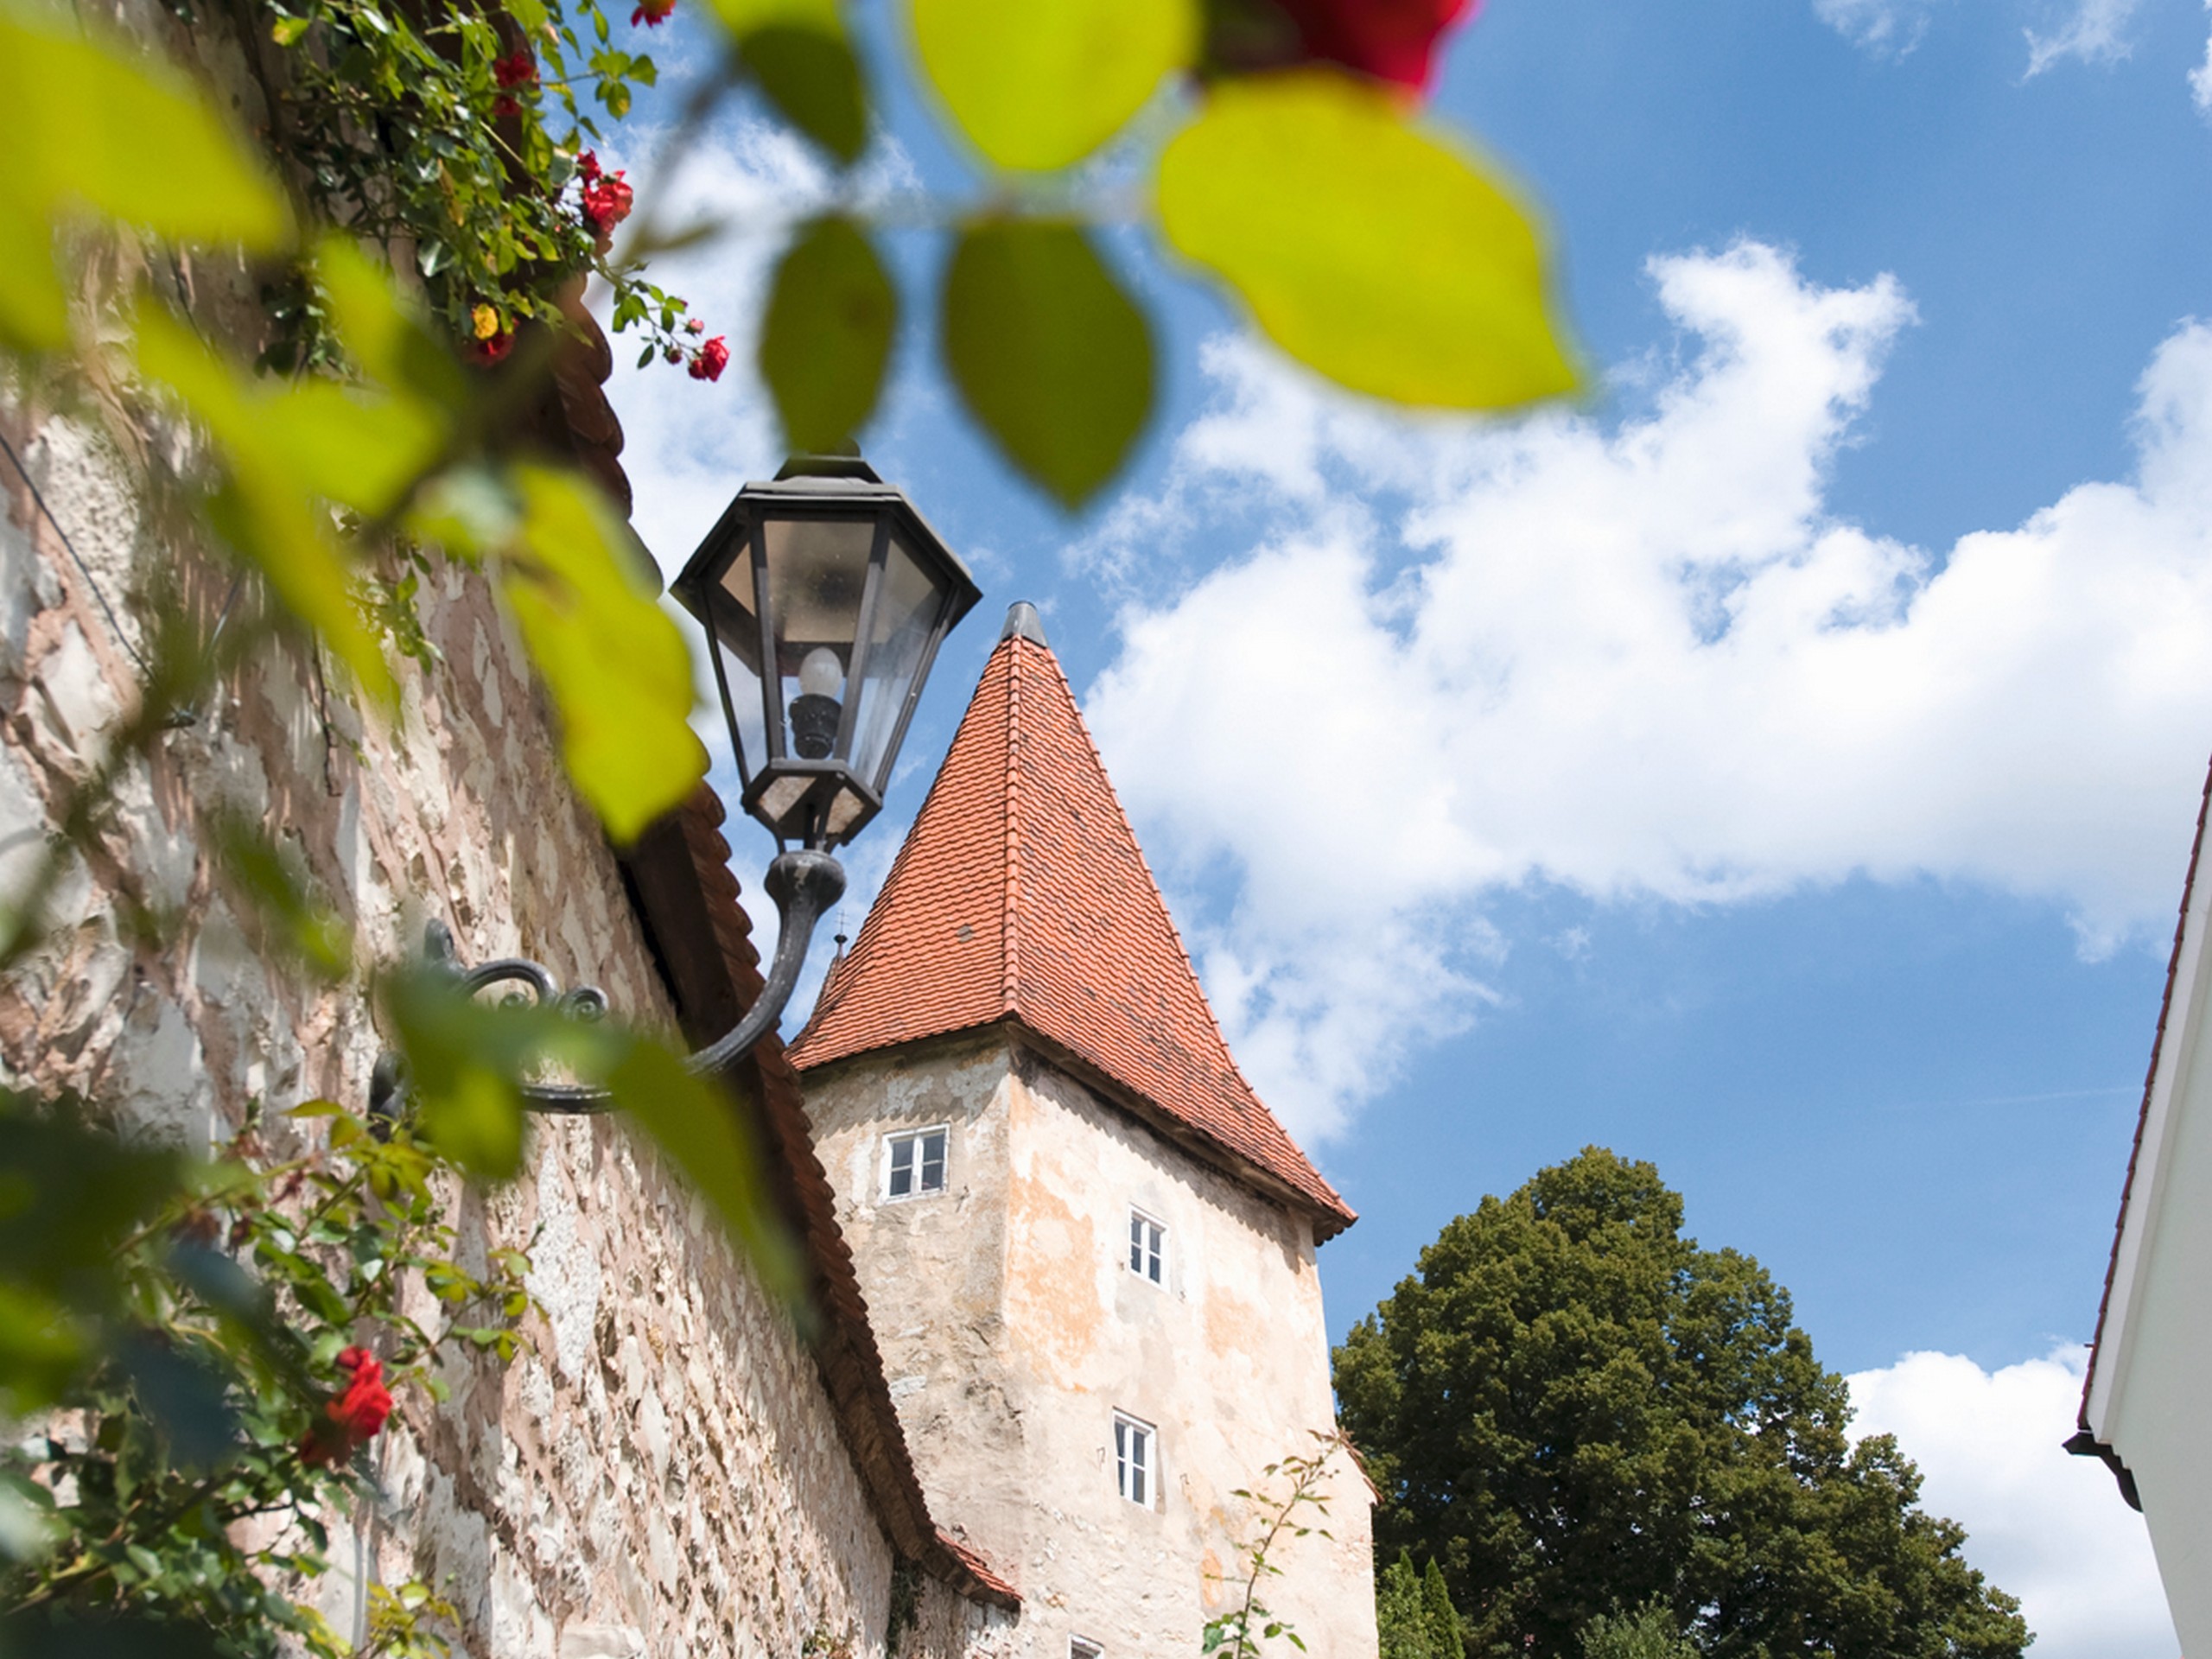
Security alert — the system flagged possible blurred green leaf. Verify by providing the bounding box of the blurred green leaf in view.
[702,0,842,31]
[498,467,703,844]
[131,305,401,700]
[1156,70,1579,410]
[311,236,466,411]
[379,966,573,1181]
[602,1039,805,1309]
[0,9,293,350]
[939,218,1152,507]
[759,216,895,452]
[740,26,868,166]
[911,0,1194,171]
[208,817,353,982]
[0,1093,181,1414]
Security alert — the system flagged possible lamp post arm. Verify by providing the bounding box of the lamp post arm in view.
[374,850,848,1120]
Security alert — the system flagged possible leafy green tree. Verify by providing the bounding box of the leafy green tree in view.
[1332,1148,2030,1659]
[1377,1549,1464,1659]
[1580,1602,1696,1659]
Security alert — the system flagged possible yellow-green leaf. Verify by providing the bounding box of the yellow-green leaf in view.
[703,0,841,31]
[910,0,1194,171]
[0,193,69,352]
[1156,69,1579,410]
[312,235,466,411]
[738,25,868,166]
[134,308,394,699]
[499,467,702,843]
[0,10,292,346]
[602,1040,805,1308]
[760,216,895,452]
[940,218,1153,507]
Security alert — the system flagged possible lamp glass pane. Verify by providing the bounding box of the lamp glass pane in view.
[705,537,766,783]
[850,524,950,789]
[763,514,874,760]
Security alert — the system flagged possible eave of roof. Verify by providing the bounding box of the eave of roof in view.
[786,620,1354,1242]
[621,787,1020,1609]
[2075,751,2212,1463]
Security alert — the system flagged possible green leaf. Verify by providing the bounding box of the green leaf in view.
[739,25,867,166]
[601,1039,805,1308]
[759,216,895,452]
[270,14,312,45]
[703,0,842,32]
[131,305,397,700]
[0,8,293,348]
[497,467,703,843]
[208,815,353,981]
[910,0,1194,171]
[939,218,1152,508]
[1155,69,1578,410]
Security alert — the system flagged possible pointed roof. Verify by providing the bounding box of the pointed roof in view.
[788,606,1355,1239]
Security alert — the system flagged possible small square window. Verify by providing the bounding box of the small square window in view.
[1114,1412,1156,1509]
[884,1127,948,1199]
[1070,1642,1103,1659]
[1128,1209,1166,1285]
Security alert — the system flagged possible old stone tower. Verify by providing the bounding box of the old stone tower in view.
[789,604,1378,1659]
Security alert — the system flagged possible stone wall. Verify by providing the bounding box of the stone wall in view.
[1,332,1013,1652]
[804,1033,1379,1659]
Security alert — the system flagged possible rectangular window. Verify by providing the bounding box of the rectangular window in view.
[1128,1209,1166,1285]
[884,1127,948,1199]
[1070,1642,1103,1659]
[1114,1412,1155,1509]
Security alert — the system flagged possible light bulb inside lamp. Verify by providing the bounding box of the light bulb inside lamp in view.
[790,646,845,760]
[798,647,843,699]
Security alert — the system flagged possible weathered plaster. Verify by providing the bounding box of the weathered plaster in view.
[805,1036,1378,1659]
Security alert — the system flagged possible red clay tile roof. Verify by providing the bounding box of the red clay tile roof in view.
[788,617,1355,1239]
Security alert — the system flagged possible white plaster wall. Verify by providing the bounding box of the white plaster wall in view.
[2101,958,2212,1655]
[806,1039,1378,1659]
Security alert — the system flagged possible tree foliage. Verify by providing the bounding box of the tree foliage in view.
[1332,1148,2031,1659]
[1376,1549,1463,1659]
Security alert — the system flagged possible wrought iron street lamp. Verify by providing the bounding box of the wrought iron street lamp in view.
[380,455,979,1116]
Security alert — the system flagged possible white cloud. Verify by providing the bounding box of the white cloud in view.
[1846,1345,2177,1659]
[1814,0,1942,55]
[2190,0,2212,112]
[2024,0,2142,74]
[1082,241,2212,1141]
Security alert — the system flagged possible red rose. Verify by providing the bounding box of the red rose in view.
[581,171,633,236]
[630,0,674,25]
[302,1347,394,1466]
[689,335,728,382]
[474,329,515,365]
[493,50,538,118]
[577,149,602,184]
[1274,0,1476,92]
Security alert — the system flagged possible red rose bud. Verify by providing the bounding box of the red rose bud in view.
[1276,0,1476,92]
[301,1347,394,1466]
[684,317,704,334]
[630,0,674,25]
[581,171,633,235]
[689,335,729,382]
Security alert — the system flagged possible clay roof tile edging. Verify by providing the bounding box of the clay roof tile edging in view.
[787,626,1355,1239]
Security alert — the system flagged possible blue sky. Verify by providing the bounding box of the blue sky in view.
[599,0,2212,1644]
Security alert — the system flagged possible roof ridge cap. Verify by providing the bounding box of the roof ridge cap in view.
[1001,638,1023,1017]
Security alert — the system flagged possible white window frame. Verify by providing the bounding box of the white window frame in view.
[1128,1206,1166,1286]
[1113,1411,1158,1510]
[881,1124,950,1202]
[1070,1641,1103,1659]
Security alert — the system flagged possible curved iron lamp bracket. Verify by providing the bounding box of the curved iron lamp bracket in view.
[371,849,846,1121]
